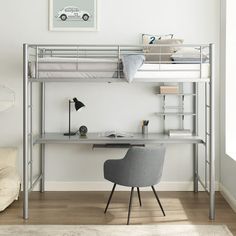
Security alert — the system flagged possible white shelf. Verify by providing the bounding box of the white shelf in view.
[157,93,196,96]
[156,112,196,116]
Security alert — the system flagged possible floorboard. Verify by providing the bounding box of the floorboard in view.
[0,191,235,235]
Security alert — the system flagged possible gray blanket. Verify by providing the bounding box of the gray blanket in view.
[121,54,145,83]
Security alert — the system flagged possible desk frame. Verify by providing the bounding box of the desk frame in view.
[23,44,215,220]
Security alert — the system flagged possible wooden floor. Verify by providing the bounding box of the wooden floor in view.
[0,191,235,235]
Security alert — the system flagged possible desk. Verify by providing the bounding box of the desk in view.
[34,132,204,193]
[23,130,214,223]
[35,132,204,145]
[23,131,212,221]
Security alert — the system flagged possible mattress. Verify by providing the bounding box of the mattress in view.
[30,57,209,80]
[136,63,209,79]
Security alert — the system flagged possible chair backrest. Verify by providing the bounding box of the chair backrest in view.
[123,146,166,187]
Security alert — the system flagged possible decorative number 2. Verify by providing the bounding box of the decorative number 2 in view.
[149,37,155,44]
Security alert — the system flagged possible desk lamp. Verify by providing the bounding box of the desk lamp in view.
[64,97,85,136]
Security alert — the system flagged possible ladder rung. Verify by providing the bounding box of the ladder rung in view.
[206,160,210,164]
[206,105,210,108]
[206,132,210,136]
[163,106,183,109]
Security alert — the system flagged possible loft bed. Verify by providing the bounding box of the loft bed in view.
[27,44,210,83]
[23,44,215,220]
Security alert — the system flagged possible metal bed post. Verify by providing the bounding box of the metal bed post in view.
[36,46,46,193]
[205,82,209,191]
[40,82,46,192]
[29,78,33,189]
[193,82,199,193]
[209,43,215,220]
[23,44,29,219]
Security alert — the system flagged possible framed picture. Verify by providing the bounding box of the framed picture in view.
[49,0,98,31]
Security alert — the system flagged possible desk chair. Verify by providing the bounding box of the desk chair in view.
[103,146,166,224]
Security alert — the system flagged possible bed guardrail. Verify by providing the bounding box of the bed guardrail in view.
[27,44,211,82]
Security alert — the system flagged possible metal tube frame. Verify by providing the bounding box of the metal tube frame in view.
[209,43,215,220]
[23,44,29,219]
[22,43,215,220]
[193,81,199,193]
[40,82,45,193]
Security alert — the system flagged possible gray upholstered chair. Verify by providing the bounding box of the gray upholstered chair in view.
[103,146,166,224]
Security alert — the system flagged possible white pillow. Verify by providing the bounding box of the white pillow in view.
[171,48,208,59]
[145,39,184,62]
[142,33,174,44]
[0,148,17,169]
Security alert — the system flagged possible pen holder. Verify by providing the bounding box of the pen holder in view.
[142,125,148,135]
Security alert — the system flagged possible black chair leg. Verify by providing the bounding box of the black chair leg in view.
[127,187,134,225]
[151,185,166,216]
[137,187,142,206]
[104,183,116,213]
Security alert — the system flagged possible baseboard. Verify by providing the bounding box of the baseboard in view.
[220,184,236,212]
[33,181,219,192]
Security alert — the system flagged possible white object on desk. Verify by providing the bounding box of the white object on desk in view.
[169,129,192,137]
[103,131,134,138]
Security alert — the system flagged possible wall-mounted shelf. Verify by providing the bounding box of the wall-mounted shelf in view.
[156,112,196,116]
[157,93,196,96]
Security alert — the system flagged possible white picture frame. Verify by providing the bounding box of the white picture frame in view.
[49,0,98,31]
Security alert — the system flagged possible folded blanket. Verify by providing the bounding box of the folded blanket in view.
[171,48,208,63]
[121,54,145,83]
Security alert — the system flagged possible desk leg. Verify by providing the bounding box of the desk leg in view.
[40,144,45,192]
[193,144,198,193]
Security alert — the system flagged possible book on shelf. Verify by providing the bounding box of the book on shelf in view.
[103,131,133,138]
[168,129,192,137]
[159,86,179,94]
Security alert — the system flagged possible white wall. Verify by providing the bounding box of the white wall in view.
[220,0,236,211]
[0,0,220,190]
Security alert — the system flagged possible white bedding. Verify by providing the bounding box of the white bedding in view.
[136,63,209,79]
[30,57,209,80]
[30,57,119,79]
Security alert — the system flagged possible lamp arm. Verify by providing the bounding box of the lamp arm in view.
[68,100,72,135]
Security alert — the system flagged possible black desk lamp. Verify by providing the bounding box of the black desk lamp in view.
[64,97,85,136]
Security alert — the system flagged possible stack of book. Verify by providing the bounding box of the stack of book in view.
[168,129,192,137]
[160,86,179,94]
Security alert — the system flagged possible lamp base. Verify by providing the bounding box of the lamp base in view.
[64,132,77,136]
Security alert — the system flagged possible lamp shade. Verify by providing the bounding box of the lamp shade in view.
[73,97,85,111]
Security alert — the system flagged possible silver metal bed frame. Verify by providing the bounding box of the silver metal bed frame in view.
[23,43,215,220]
